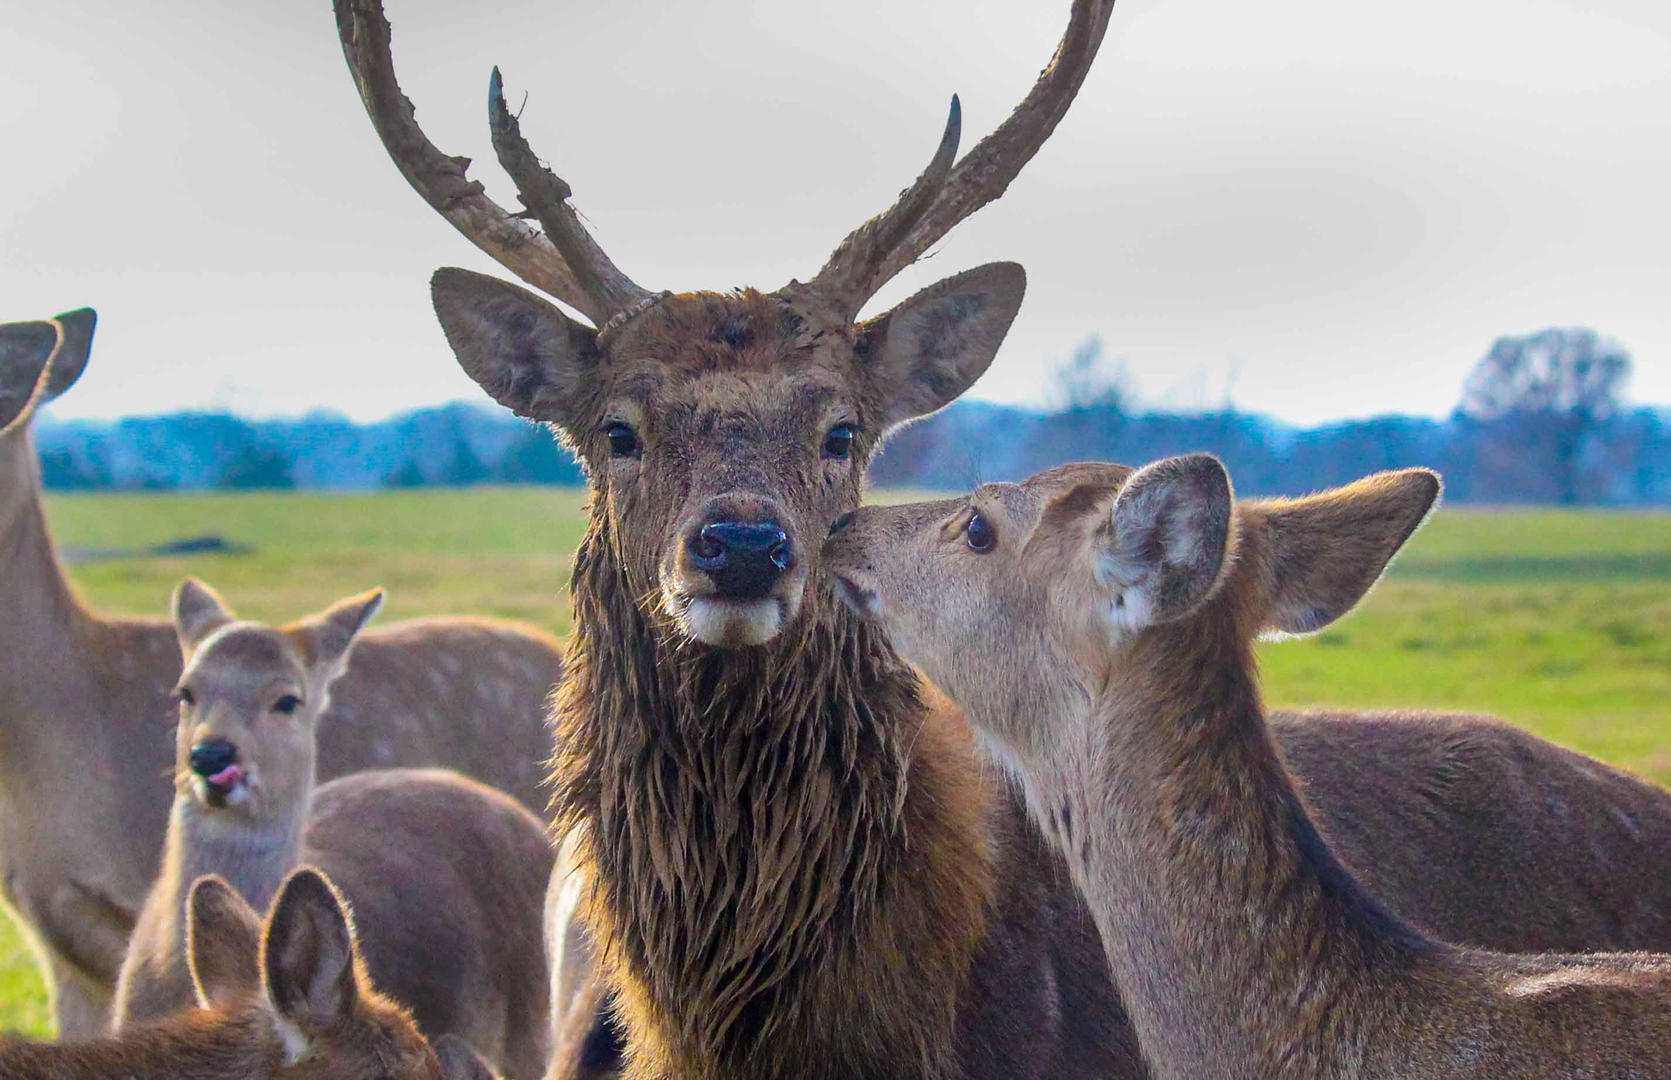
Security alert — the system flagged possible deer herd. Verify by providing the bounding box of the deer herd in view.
[0,0,1666,1077]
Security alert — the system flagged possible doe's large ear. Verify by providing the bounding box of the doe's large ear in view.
[1252,468,1440,636]
[1102,454,1233,633]
[857,262,1025,431]
[296,589,385,675]
[263,868,361,1060]
[0,320,60,433]
[173,579,237,653]
[45,308,96,402]
[187,874,263,1009]
[431,268,600,426]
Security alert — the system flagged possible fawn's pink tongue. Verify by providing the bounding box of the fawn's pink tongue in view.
[207,765,243,788]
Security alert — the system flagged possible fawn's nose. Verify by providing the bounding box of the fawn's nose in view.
[687,520,794,600]
[189,738,238,778]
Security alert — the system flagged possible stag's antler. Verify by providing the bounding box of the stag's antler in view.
[335,0,653,327]
[808,0,1115,320]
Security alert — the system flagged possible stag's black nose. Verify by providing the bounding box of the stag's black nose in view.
[189,738,238,778]
[689,521,793,600]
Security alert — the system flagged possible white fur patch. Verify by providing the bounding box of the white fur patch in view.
[681,598,782,647]
[271,1012,310,1064]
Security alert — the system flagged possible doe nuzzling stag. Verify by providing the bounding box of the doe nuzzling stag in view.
[0,310,562,1037]
[336,1,1119,1077]
[826,461,1671,1078]
[337,4,1671,1080]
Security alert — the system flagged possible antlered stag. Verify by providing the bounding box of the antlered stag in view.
[0,311,562,1035]
[338,4,1671,1079]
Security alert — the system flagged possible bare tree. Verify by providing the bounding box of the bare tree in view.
[1458,327,1631,504]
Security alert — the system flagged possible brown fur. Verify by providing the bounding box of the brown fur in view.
[114,585,553,1079]
[0,868,453,1080]
[828,459,1671,1078]
[0,309,563,1035]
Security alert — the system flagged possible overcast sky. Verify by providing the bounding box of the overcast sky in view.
[4,0,1667,426]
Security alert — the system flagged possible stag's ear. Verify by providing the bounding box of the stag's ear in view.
[173,579,237,653]
[45,308,96,403]
[0,320,60,433]
[857,262,1025,431]
[431,268,600,428]
[187,875,263,1009]
[296,589,384,675]
[435,1034,500,1080]
[1252,469,1440,636]
[1101,455,1233,634]
[263,868,360,1061]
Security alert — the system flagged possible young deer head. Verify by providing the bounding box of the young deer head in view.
[172,581,384,819]
[336,0,1112,648]
[826,459,1440,769]
[188,868,449,1078]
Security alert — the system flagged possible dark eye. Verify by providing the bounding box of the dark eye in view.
[965,511,996,553]
[605,422,639,458]
[177,687,195,707]
[822,424,855,460]
[273,695,303,716]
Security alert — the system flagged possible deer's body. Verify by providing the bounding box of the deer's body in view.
[826,460,1671,1078]
[0,310,562,1036]
[114,584,552,1080]
[1,869,461,1080]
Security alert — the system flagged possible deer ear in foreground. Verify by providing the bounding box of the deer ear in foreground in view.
[0,318,60,433]
[187,874,263,1009]
[263,868,364,1061]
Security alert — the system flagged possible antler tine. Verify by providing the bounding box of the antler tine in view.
[487,68,657,325]
[334,0,644,326]
[807,96,962,320]
[810,0,1116,318]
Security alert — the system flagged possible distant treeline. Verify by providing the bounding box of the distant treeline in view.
[35,328,1669,505]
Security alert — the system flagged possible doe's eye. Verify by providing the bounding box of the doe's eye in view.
[605,422,639,458]
[823,424,855,460]
[273,695,303,716]
[965,511,996,553]
[177,687,195,708]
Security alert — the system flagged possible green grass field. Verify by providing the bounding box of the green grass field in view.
[3,489,1667,1036]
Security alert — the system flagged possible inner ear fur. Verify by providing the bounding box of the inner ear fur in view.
[1105,454,1234,627]
[187,875,263,1009]
[0,320,61,433]
[431,268,600,425]
[1248,468,1441,636]
[856,262,1026,432]
[263,868,361,1033]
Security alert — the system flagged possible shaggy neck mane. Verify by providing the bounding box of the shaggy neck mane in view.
[552,512,993,1080]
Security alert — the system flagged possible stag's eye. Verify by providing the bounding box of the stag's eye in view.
[823,424,855,460]
[273,695,303,716]
[965,511,996,553]
[177,687,195,708]
[605,422,639,458]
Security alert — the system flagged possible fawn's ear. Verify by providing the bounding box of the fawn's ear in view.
[1100,454,1233,634]
[1249,469,1440,636]
[44,308,96,402]
[435,1034,500,1080]
[297,589,385,675]
[431,268,601,430]
[173,579,237,653]
[263,868,361,1062]
[0,320,60,433]
[856,262,1026,432]
[187,875,262,1009]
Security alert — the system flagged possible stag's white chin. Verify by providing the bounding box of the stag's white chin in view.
[682,597,783,647]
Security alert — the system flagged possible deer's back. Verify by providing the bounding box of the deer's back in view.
[306,767,555,1079]
[952,710,1671,1080]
